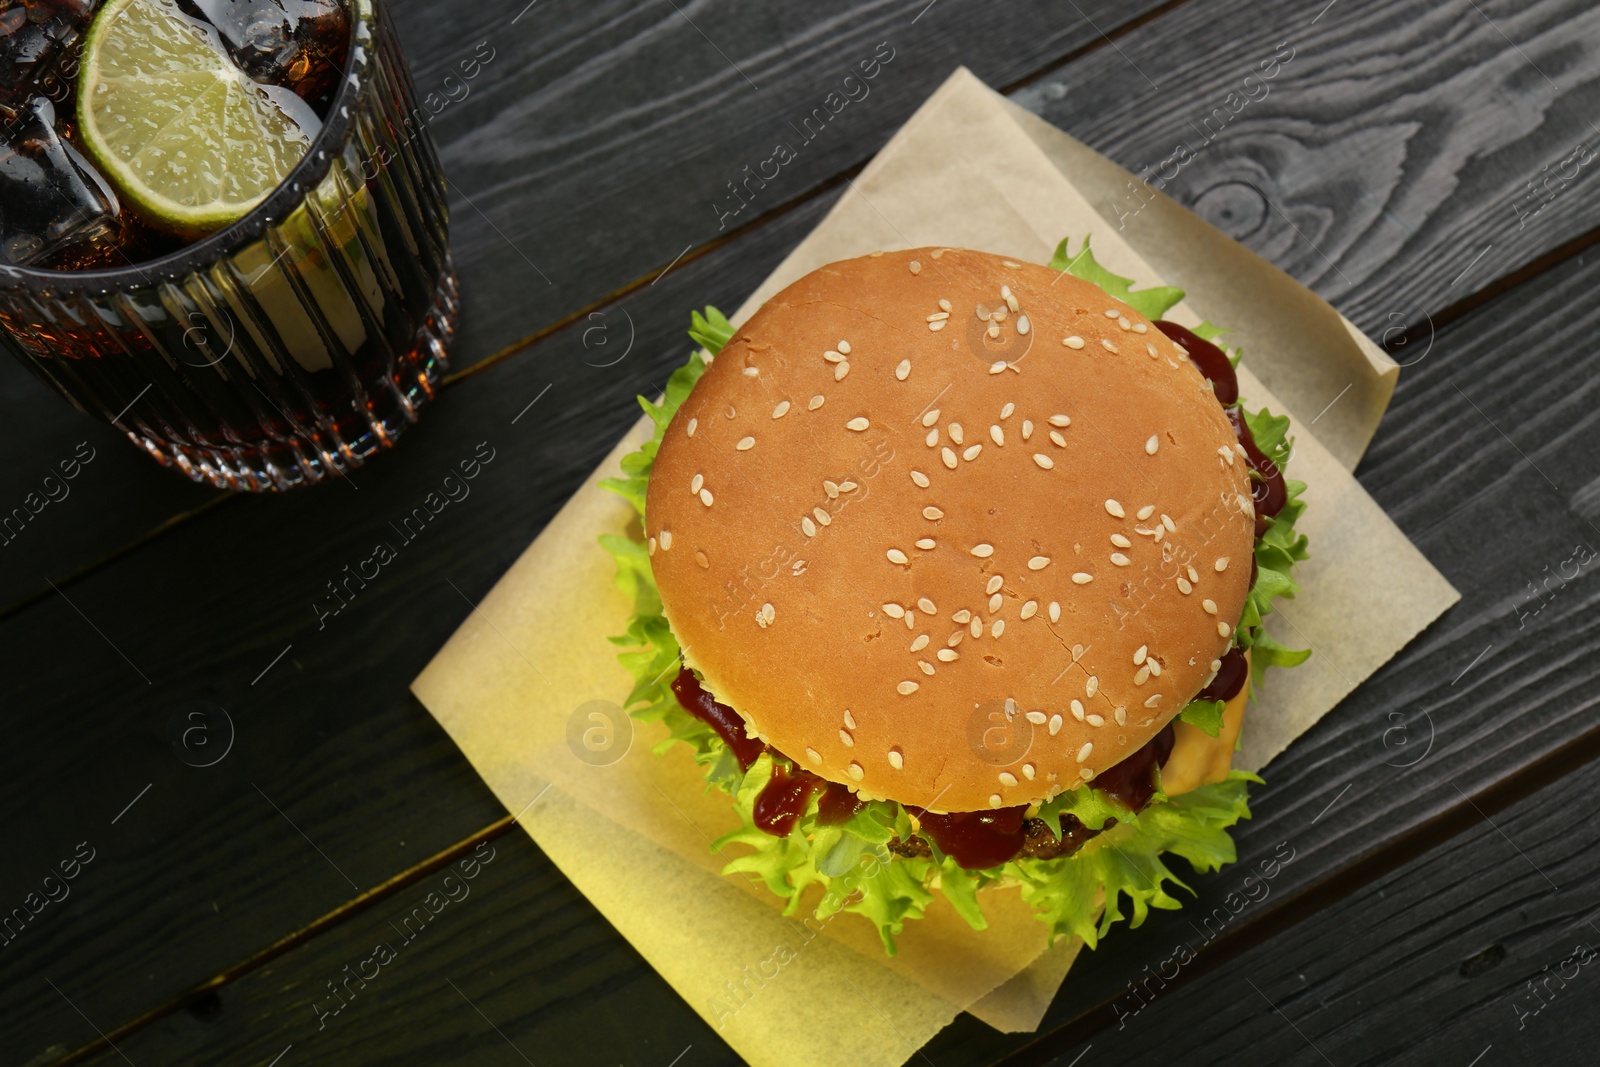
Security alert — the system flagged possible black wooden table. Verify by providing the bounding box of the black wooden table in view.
[4,1,1598,1064]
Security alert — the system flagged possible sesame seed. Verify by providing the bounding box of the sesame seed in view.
[988,324,1001,339]
[1111,534,1132,549]
[1049,714,1063,735]
[1118,316,1131,330]
[905,612,916,627]
[1105,499,1125,518]
[999,771,1018,787]
[925,429,939,447]
[883,603,905,618]
[1028,556,1051,570]
[1102,339,1118,353]
[1110,552,1130,567]
[952,609,972,623]
[690,474,704,494]
[1162,514,1176,532]
[1135,665,1151,685]
[888,748,904,770]
[937,648,958,662]
[813,507,831,526]
[897,681,919,695]
[1087,714,1105,727]
[1147,344,1158,358]
[917,597,937,615]
[1215,557,1230,572]
[946,422,965,445]
[1187,565,1200,583]
[1149,660,1161,677]
[990,424,1005,446]
[988,592,1003,613]
[1134,645,1147,665]
[1134,323,1148,334]
[839,728,854,747]
[700,488,714,507]
[938,299,952,312]
[992,619,1005,637]
[1071,572,1093,585]
[847,762,864,781]
[1177,578,1193,594]
[909,261,922,274]
[947,631,963,646]
[1001,402,1015,419]
[1218,621,1232,638]
[687,418,698,437]
[921,409,940,428]
[695,551,709,568]
[834,361,850,381]
[971,543,995,558]
[743,367,759,378]
[1022,711,1046,726]
[1049,431,1068,448]
[1048,414,1071,428]
[805,747,821,764]
[918,660,935,676]
[970,618,982,638]
[1145,435,1159,455]
[1080,768,1096,780]
[1202,599,1218,615]
[1137,504,1155,520]
[1086,676,1099,697]
[1064,336,1085,349]
[989,360,1007,374]
[846,417,869,431]
[824,349,844,363]
[1070,699,1085,720]
[1049,601,1061,622]
[916,538,936,550]
[659,530,674,550]
[824,480,840,499]
[1003,260,1022,268]
[1104,309,1119,318]
[910,469,930,488]
[963,444,982,461]
[838,340,851,354]
[737,436,755,451]
[927,312,950,322]
[648,537,657,555]
[989,794,1002,808]
[809,395,825,410]
[941,447,958,469]
[802,516,817,537]
[772,401,790,419]
[896,360,911,381]
[887,548,909,565]
[923,506,945,521]
[1033,453,1054,469]
[1077,742,1093,762]
[1139,693,1160,709]
[929,321,946,332]
[1022,420,1034,441]
[1017,315,1031,336]
[986,575,1004,594]
[1020,601,1038,620]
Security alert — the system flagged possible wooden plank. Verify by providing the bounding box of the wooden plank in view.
[0,191,834,1067]
[1009,0,1600,338]
[0,0,1174,617]
[47,168,1600,1067]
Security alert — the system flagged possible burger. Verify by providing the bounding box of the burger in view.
[601,243,1310,953]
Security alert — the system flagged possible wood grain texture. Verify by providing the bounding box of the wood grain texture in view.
[1010,0,1600,338]
[0,193,833,1067]
[53,178,1600,1067]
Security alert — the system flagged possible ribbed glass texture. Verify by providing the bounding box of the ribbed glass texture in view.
[0,0,457,491]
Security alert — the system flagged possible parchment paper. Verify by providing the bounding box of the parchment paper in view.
[412,69,1460,1066]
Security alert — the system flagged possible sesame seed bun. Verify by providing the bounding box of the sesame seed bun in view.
[646,248,1255,813]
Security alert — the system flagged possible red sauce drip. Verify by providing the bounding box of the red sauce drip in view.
[671,667,764,770]
[1226,407,1287,526]
[818,781,866,825]
[753,763,820,836]
[1155,321,1238,405]
[1197,646,1249,703]
[909,806,1029,870]
[1093,725,1177,813]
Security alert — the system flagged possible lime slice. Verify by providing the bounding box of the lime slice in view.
[76,0,320,234]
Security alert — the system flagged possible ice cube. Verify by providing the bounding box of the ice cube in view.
[0,96,122,268]
[0,0,99,111]
[178,0,349,111]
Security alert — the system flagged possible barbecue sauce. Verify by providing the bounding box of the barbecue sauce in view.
[1154,320,1238,405]
[1196,646,1250,704]
[1091,725,1177,812]
[670,668,764,769]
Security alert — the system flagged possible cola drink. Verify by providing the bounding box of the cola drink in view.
[178,0,349,110]
[0,0,97,110]
[0,95,121,267]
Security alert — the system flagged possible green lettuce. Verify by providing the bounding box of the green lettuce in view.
[597,247,1309,955]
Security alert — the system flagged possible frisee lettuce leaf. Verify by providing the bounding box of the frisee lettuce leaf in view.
[1178,698,1227,737]
[596,245,1310,955]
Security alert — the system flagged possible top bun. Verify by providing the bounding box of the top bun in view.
[646,248,1255,812]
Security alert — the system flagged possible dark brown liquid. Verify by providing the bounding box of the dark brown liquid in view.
[1154,320,1238,405]
[1197,647,1249,703]
[670,667,764,770]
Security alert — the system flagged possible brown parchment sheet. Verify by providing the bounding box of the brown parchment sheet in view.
[412,68,1460,1065]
